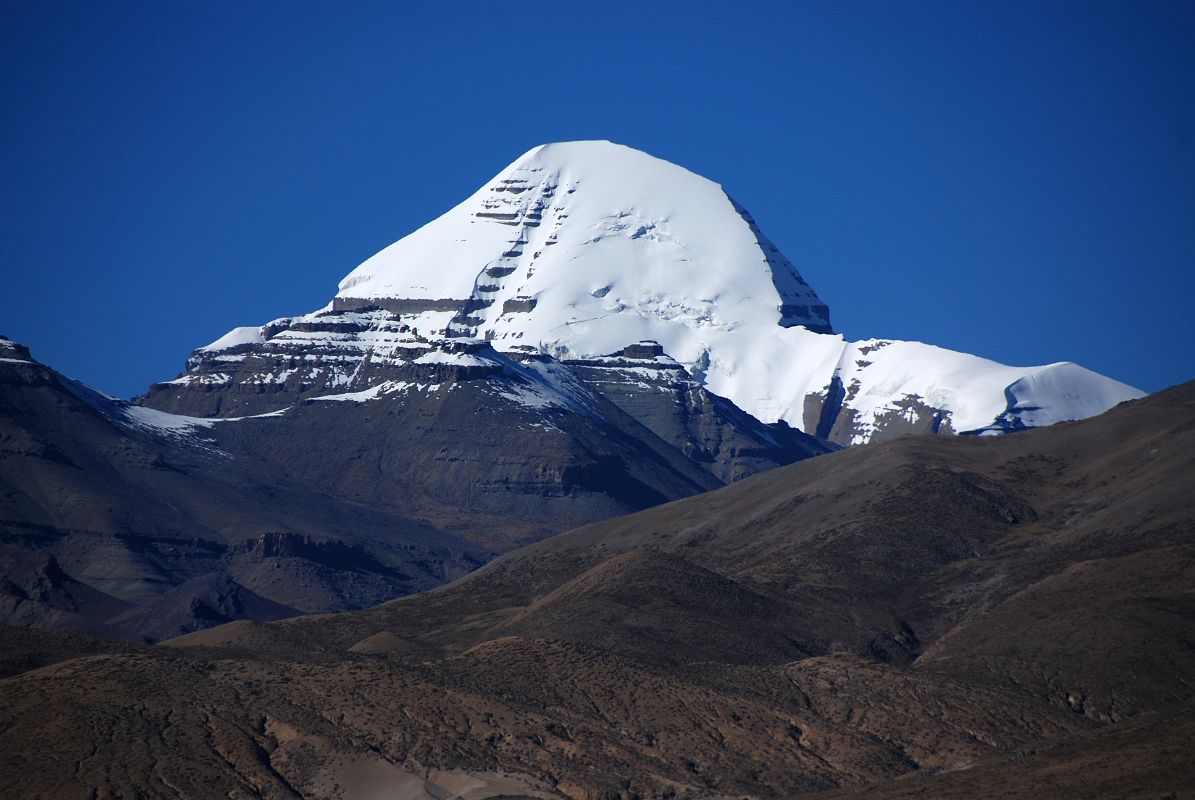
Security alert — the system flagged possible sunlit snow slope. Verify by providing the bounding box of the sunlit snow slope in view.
[179,141,1142,443]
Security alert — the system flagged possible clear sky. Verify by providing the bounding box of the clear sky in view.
[2,0,1192,398]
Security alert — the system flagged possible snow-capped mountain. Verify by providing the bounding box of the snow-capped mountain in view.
[149,140,1142,446]
[0,143,1151,640]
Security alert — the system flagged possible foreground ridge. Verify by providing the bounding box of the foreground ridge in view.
[2,381,1192,798]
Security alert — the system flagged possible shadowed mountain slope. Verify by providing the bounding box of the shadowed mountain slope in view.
[1,332,836,640]
[0,338,487,640]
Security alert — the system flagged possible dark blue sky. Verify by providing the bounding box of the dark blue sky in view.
[3,0,1192,398]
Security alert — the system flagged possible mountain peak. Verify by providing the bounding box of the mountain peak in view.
[334,141,833,348]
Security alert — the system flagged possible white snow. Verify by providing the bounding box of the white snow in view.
[200,326,265,352]
[121,404,291,434]
[311,381,416,402]
[977,361,1141,431]
[500,358,604,417]
[413,351,494,367]
[162,372,232,386]
[337,141,828,343]
[121,404,217,432]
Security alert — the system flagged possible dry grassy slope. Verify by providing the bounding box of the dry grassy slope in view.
[1,382,1193,799]
[0,629,1105,799]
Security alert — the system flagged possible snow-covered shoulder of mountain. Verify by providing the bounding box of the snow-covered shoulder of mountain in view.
[634,323,1142,442]
[971,361,1143,435]
[200,326,266,352]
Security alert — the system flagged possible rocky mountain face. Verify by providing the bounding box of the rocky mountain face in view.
[2,381,1190,799]
[137,329,834,548]
[141,140,1141,448]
